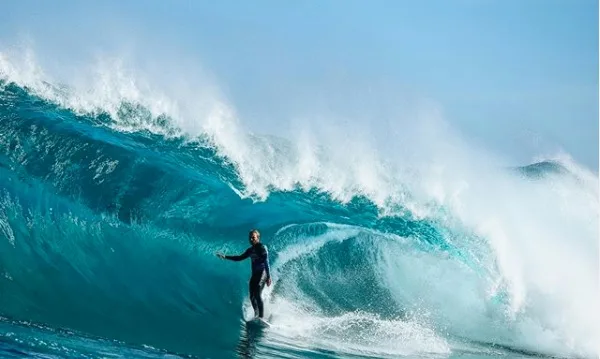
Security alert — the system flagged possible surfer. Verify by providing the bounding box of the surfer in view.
[216,229,272,319]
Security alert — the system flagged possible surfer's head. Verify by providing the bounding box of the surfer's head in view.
[248,229,260,245]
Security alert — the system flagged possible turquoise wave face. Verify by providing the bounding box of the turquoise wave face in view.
[0,81,597,359]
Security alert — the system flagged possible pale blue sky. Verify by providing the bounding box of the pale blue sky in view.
[1,0,598,170]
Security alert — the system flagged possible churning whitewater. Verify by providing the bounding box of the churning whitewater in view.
[0,53,598,359]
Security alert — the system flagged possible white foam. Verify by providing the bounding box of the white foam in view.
[0,45,224,139]
[261,297,451,358]
[399,147,599,357]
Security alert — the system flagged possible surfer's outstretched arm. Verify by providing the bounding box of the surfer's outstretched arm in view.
[217,248,251,261]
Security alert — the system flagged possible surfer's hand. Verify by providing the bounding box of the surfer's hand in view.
[266,277,272,286]
[216,252,226,259]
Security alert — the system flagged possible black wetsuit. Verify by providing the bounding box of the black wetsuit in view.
[225,243,271,318]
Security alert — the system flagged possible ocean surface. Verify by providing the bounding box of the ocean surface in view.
[0,58,598,359]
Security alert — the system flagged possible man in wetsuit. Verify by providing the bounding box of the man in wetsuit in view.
[216,229,272,319]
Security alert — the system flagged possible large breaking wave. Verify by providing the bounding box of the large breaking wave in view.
[0,51,597,359]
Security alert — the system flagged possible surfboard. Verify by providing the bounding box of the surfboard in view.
[246,317,271,327]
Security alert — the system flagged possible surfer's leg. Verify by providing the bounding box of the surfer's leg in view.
[249,273,261,317]
[255,271,267,318]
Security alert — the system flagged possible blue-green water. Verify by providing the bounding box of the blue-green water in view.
[0,77,597,359]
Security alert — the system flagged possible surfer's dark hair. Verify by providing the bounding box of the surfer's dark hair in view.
[248,229,260,239]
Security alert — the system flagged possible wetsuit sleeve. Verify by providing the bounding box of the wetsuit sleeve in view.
[261,245,271,279]
[225,248,251,261]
